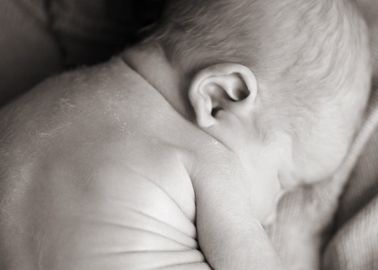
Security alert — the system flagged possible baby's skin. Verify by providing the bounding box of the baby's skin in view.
[0,58,283,270]
[0,1,372,269]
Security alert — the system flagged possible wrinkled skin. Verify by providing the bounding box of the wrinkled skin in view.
[0,55,368,270]
[0,60,202,270]
[0,55,371,270]
[0,58,283,270]
[0,2,375,270]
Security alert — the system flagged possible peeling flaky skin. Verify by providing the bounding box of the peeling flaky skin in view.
[0,58,204,270]
[0,1,373,270]
[0,57,283,270]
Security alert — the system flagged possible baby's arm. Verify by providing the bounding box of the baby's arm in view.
[192,158,286,270]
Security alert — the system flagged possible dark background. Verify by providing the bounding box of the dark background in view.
[49,0,166,66]
[0,0,166,105]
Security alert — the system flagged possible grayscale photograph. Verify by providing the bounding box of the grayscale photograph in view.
[0,0,377,269]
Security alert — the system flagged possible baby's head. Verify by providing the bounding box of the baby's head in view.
[149,0,371,220]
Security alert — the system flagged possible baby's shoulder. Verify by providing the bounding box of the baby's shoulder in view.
[188,138,243,179]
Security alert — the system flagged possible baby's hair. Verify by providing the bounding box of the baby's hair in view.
[147,0,371,135]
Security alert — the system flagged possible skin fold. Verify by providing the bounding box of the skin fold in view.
[0,1,372,270]
[0,56,269,269]
[0,56,283,270]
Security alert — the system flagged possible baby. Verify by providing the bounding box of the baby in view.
[0,0,370,269]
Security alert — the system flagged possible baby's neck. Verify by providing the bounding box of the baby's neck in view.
[120,43,230,170]
[121,43,194,122]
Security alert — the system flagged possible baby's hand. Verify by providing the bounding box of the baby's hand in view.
[266,178,347,270]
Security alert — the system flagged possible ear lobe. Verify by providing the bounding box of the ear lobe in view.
[189,63,258,128]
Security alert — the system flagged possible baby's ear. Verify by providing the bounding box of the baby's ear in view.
[189,63,258,128]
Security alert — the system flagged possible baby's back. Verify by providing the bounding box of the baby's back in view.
[0,58,220,269]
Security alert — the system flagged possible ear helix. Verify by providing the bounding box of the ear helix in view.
[207,64,257,103]
[188,63,257,128]
[229,65,257,103]
[189,83,216,128]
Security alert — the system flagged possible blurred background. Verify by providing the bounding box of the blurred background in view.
[0,0,165,106]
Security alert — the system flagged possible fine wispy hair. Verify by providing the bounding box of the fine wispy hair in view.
[147,0,371,138]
